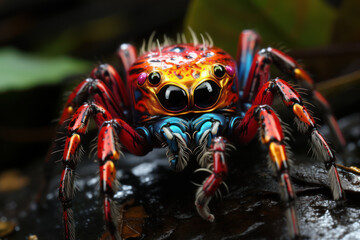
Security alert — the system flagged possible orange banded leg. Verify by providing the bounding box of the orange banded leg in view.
[195,137,228,222]
[293,63,345,149]
[98,122,122,239]
[59,105,91,240]
[261,78,345,200]
[246,47,346,149]
[257,106,299,237]
[58,102,112,240]
[269,48,346,149]
[236,105,299,237]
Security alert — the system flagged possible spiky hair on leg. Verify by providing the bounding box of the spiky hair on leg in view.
[310,130,343,200]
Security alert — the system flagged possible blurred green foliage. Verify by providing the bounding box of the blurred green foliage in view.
[0,48,91,92]
[184,0,337,56]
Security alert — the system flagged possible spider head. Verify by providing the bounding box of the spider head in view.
[129,44,239,122]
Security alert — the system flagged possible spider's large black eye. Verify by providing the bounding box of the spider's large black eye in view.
[157,85,188,111]
[149,71,161,85]
[194,81,221,108]
[213,65,226,78]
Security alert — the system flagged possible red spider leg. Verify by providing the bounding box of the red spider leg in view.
[241,51,270,104]
[59,102,114,240]
[59,78,125,125]
[59,103,95,240]
[98,122,121,240]
[248,47,346,149]
[91,64,130,114]
[254,78,345,200]
[195,136,228,222]
[236,30,261,97]
[39,76,128,203]
[59,102,151,240]
[233,105,299,238]
[118,43,137,73]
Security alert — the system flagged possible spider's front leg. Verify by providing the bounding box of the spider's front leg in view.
[59,103,151,240]
[233,105,299,237]
[195,136,228,222]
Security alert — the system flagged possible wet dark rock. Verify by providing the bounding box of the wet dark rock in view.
[0,114,360,239]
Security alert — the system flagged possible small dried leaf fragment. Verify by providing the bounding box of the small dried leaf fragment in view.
[120,204,148,239]
[0,221,16,237]
[0,169,29,192]
[100,199,148,240]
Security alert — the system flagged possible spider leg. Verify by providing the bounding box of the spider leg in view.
[236,30,261,99]
[98,122,122,240]
[59,103,151,240]
[244,47,346,149]
[254,78,345,200]
[59,103,96,240]
[195,136,228,222]
[91,63,130,115]
[39,73,130,203]
[234,105,299,238]
[59,77,126,124]
[117,43,137,74]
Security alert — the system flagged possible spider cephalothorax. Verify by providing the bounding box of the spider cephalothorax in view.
[129,42,239,121]
[46,30,346,240]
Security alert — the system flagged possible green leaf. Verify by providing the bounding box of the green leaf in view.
[184,0,337,56]
[0,48,91,92]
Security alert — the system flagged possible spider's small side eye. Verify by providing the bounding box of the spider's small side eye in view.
[213,65,226,78]
[149,71,161,85]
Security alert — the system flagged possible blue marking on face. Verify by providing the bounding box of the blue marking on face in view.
[134,89,142,102]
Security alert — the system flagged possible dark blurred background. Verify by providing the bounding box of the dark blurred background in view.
[0,0,360,239]
[0,0,359,169]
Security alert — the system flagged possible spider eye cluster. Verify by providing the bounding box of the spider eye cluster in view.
[157,85,187,111]
[194,81,221,108]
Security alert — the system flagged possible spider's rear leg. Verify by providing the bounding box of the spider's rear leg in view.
[246,47,346,149]
[234,105,299,238]
[195,136,228,222]
[256,78,345,200]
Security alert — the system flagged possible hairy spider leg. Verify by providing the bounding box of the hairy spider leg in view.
[59,102,151,240]
[59,103,96,240]
[253,78,345,201]
[39,75,129,202]
[195,136,228,222]
[91,64,131,116]
[47,67,128,169]
[233,105,299,238]
[98,122,122,240]
[236,30,261,100]
[243,46,346,150]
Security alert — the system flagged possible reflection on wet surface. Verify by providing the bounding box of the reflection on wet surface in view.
[0,114,359,239]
